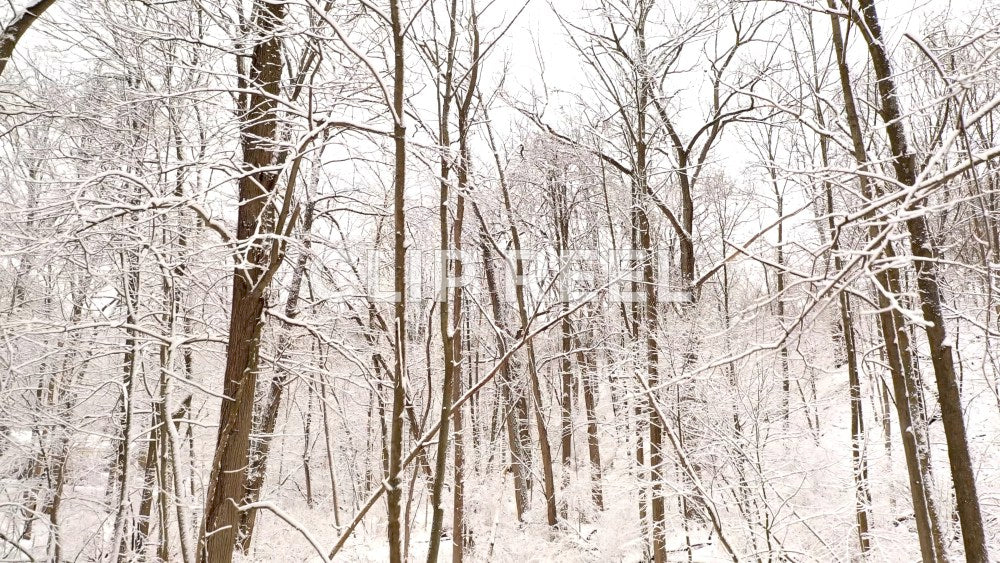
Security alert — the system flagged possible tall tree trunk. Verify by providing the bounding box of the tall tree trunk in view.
[807,79,874,552]
[828,6,947,559]
[110,246,141,563]
[629,167,650,556]
[427,3,460,554]
[449,37,477,558]
[303,382,315,507]
[319,374,342,528]
[852,1,988,559]
[452,314,467,563]
[476,220,530,520]
[386,1,408,560]
[576,332,604,511]
[134,411,159,555]
[482,112,535,499]
[486,109,558,527]
[768,166,790,425]
[635,15,665,559]
[825,192,874,554]
[238,197,315,552]
[553,173,574,521]
[198,1,286,561]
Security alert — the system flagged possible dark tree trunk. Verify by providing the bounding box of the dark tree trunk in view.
[576,333,605,511]
[237,198,315,552]
[853,1,988,559]
[198,1,286,561]
[386,1,408,560]
[828,4,948,559]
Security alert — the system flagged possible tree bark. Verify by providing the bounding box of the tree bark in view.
[575,332,604,511]
[807,72,874,552]
[487,109,559,528]
[449,31,477,558]
[635,13,665,559]
[828,5,947,559]
[427,2,460,555]
[238,197,315,552]
[852,1,988,559]
[386,1,408,560]
[0,0,58,78]
[552,170,574,521]
[476,219,530,520]
[198,1,286,561]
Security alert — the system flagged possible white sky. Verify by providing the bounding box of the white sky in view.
[2,0,992,253]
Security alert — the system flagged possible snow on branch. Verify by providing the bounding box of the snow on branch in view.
[0,0,57,78]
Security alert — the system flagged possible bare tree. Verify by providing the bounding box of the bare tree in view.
[847,0,988,558]
[198,1,295,560]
